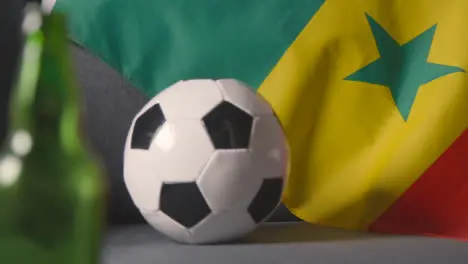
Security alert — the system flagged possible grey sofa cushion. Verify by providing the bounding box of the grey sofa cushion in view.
[72,44,148,225]
[0,0,23,144]
[103,222,468,264]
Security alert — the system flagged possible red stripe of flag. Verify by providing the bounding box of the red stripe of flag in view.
[369,129,468,240]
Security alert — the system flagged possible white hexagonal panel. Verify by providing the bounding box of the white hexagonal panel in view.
[216,79,273,116]
[189,209,256,244]
[123,149,163,212]
[141,210,191,244]
[249,116,289,179]
[149,119,215,182]
[157,80,224,120]
[197,149,263,211]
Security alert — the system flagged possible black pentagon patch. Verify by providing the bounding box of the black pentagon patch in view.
[131,104,165,150]
[202,101,253,149]
[160,182,211,228]
[248,178,284,223]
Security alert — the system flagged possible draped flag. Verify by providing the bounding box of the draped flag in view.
[52,0,324,96]
[259,0,468,240]
[54,0,468,240]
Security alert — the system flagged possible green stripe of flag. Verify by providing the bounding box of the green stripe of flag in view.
[55,0,324,96]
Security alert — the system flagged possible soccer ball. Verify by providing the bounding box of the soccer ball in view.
[123,79,289,244]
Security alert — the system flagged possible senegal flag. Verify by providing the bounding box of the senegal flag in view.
[52,0,468,240]
[260,0,468,240]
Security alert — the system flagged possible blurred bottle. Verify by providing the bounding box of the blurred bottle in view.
[0,3,105,264]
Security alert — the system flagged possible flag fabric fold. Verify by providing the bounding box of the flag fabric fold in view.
[258,0,468,240]
[53,0,323,97]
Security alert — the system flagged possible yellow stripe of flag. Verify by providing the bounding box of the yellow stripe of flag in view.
[259,0,468,230]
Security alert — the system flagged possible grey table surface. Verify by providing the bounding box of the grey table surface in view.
[103,222,468,264]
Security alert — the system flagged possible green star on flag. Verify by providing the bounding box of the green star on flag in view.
[345,14,465,121]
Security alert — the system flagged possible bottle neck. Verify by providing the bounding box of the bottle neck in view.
[7,6,84,156]
[6,11,43,151]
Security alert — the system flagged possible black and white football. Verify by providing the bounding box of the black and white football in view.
[124,79,289,244]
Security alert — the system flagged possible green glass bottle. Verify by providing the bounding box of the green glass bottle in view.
[0,3,105,264]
